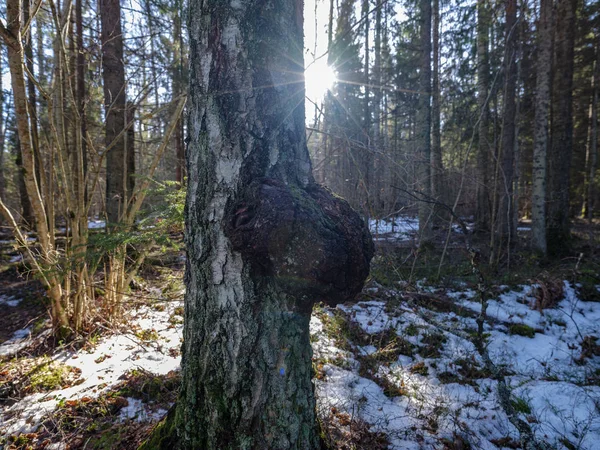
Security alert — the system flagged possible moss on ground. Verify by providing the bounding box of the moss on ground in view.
[508,323,536,338]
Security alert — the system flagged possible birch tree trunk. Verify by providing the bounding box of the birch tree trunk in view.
[141,1,373,448]
[531,0,553,255]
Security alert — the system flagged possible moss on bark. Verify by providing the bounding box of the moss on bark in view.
[137,406,179,450]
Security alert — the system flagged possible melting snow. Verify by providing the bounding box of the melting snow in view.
[0,327,34,357]
[118,397,169,423]
[0,295,22,307]
[369,217,419,242]
[313,282,600,449]
[0,301,183,435]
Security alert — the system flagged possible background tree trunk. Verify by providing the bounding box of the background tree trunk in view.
[0,54,4,204]
[76,0,87,205]
[2,0,50,244]
[476,0,491,232]
[531,0,553,255]
[584,31,599,221]
[417,0,432,240]
[547,0,576,254]
[100,0,127,225]
[431,0,443,217]
[492,0,518,260]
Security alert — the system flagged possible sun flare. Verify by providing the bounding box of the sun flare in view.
[304,59,337,102]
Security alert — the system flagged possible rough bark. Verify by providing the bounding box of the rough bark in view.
[531,0,553,255]
[100,0,127,225]
[547,0,576,254]
[140,1,374,449]
[417,0,432,240]
[476,0,491,231]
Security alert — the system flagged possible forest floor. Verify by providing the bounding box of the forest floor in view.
[1,217,599,449]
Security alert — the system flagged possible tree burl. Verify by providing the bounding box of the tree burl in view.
[227,178,374,313]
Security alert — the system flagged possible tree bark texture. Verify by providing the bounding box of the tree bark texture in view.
[531,0,553,255]
[140,1,374,449]
[547,0,576,254]
[100,0,127,224]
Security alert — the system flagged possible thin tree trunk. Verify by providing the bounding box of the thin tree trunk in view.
[126,102,136,201]
[361,0,371,214]
[76,0,87,204]
[24,0,46,216]
[100,0,127,225]
[13,135,34,226]
[476,0,491,232]
[1,0,50,245]
[547,0,576,254]
[417,0,432,240]
[374,1,381,146]
[0,55,4,203]
[431,0,443,212]
[493,0,518,260]
[531,0,553,255]
[173,0,185,186]
[1,0,69,330]
[585,32,599,221]
[373,0,383,213]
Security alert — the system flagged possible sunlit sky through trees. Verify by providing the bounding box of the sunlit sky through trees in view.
[304,0,337,104]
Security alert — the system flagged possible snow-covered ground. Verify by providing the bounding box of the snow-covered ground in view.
[2,278,600,449]
[368,216,471,242]
[369,217,420,242]
[311,282,600,449]
[0,299,183,437]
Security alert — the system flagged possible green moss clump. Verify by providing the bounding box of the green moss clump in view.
[404,323,420,337]
[25,357,82,393]
[508,323,536,338]
[510,396,532,414]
